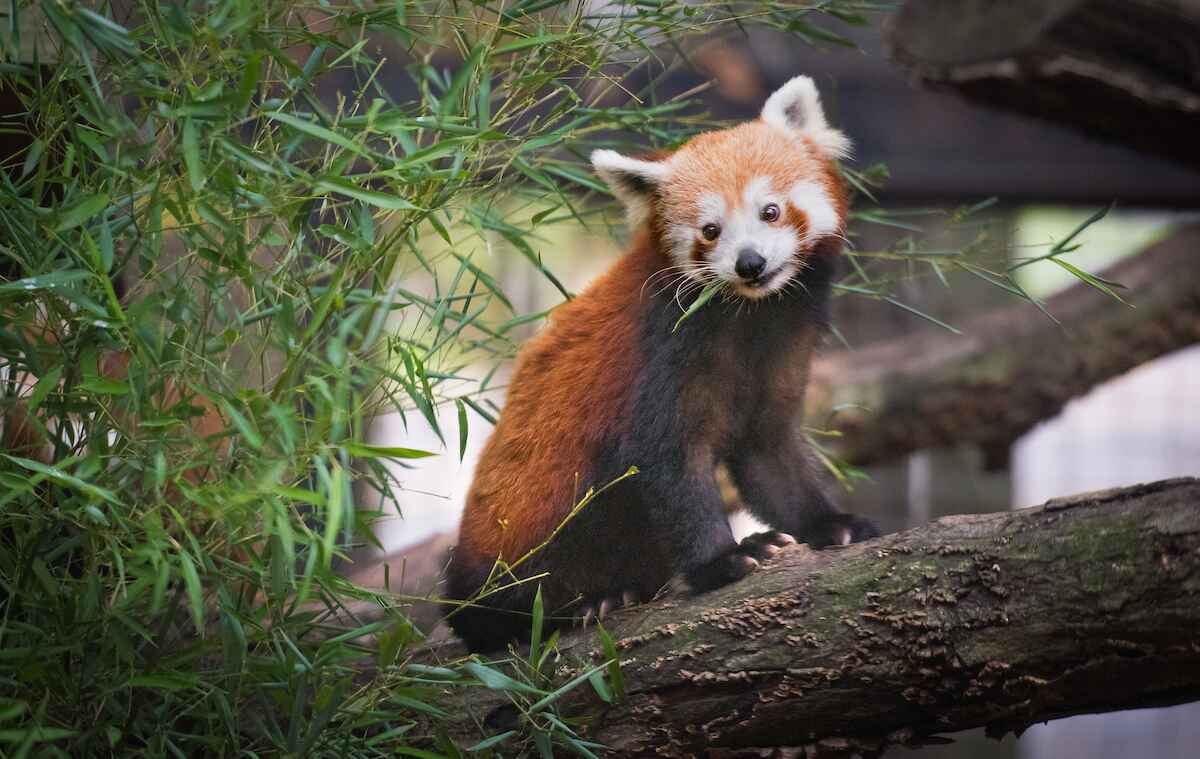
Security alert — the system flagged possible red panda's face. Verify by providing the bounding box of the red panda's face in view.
[593,76,851,300]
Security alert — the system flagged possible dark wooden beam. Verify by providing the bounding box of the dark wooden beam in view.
[888,0,1200,172]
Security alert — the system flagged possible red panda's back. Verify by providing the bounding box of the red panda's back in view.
[456,235,662,564]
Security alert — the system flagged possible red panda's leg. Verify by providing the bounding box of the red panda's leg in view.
[728,439,880,548]
[640,465,773,593]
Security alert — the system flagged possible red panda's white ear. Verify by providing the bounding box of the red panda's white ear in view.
[591,149,671,226]
[761,76,852,160]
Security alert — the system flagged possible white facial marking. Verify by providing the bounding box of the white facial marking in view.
[664,174,808,300]
[789,182,839,241]
[663,175,844,300]
[666,192,725,274]
[697,191,725,222]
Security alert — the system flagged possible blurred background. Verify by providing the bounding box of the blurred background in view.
[344,10,1200,759]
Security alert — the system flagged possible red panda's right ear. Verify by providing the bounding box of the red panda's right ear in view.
[591,149,671,226]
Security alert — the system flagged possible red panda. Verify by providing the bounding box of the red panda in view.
[445,76,878,652]
[1,336,228,486]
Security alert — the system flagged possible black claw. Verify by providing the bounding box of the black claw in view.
[598,597,616,620]
[578,589,638,625]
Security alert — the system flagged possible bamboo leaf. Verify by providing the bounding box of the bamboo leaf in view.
[2,455,121,506]
[315,176,421,210]
[467,731,517,752]
[344,443,437,459]
[1050,258,1131,305]
[267,111,370,158]
[529,662,612,712]
[883,297,963,335]
[0,271,94,292]
[529,585,545,668]
[462,662,541,695]
[182,119,205,191]
[178,551,205,635]
[54,193,108,232]
[455,398,469,462]
[596,623,625,701]
[673,281,723,332]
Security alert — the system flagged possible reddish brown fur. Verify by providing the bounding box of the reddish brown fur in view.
[782,203,810,238]
[456,234,661,562]
[1,346,228,486]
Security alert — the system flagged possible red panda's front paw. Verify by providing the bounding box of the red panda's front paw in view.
[686,551,761,593]
[686,533,797,594]
[737,530,797,560]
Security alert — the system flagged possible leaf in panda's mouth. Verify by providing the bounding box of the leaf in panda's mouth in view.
[747,268,780,288]
[672,280,725,332]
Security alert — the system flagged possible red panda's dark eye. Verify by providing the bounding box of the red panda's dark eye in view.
[701,223,721,241]
[761,203,780,223]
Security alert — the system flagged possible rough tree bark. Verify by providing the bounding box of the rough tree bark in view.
[886,0,1200,169]
[808,224,1200,468]
[421,477,1200,756]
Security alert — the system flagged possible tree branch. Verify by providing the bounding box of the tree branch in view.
[809,225,1200,467]
[425,477,1200,756]
[886,0,1200,168]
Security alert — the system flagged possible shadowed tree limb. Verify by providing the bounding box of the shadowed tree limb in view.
[886,0,1200,170]
[809,225,1200,468]
[416,477,1200,756]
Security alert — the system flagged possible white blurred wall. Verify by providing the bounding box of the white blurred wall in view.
[1013,345,1200,507]
[1012,344,1200,759]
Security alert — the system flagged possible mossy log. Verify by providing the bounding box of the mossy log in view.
[809,225,1200,468]
[425,478,1200,756]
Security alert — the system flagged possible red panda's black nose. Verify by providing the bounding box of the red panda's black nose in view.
[735,249,767,280]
